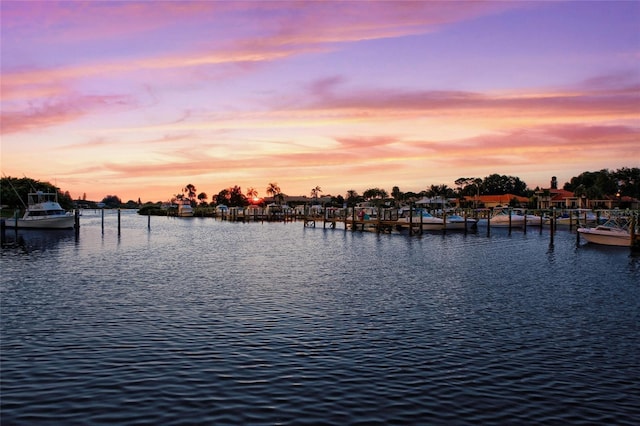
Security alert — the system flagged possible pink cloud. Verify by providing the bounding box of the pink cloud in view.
[1,94,135,135]
[295,79,639,120]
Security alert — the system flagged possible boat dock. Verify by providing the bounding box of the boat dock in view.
[5,206,638,251]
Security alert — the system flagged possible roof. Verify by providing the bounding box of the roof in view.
[415,197,446,204]
[549,189,575,201]
[474,194,529,204]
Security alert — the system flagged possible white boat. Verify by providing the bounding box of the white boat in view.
[400,210,444,231]
[444,214,477,230]
[577,218,631,247]
[5,191,75,229]
[513,209,547,226]
[556,209,598,226]
[484,206,526,228]
[177,200,194,217]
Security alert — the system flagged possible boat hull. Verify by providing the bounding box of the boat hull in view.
[419,223,444,231]
[5,216,75,229]
[577,227,631,247]
[556,217,597,226]
[487,217,525,228]
[400,218,444,231]
[444,216,476,230]
[524,216,547,226]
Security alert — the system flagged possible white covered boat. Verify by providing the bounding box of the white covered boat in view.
[513,209,547,226]
[6,191,75,229]
[577,218,631,247]
[400,210,444,231]
[484,207,526,228]
[556,209,598,226]
[177,200,194,217]
[444,213,477,230]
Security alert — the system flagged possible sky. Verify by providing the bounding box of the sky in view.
[1,1,639,203]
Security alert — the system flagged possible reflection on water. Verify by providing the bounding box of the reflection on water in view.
[1,228,77,254]
[1,213,639,425]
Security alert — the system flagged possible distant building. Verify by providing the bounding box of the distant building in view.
[535,188,639,210]
[451,194,524,208]
[535,188,578,209]
[263,195,332,206]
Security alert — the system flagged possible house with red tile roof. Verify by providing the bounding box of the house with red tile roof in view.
[535,188,579,209]
[457,194,529,208]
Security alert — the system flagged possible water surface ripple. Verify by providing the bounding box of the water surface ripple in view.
[2,211,639,424]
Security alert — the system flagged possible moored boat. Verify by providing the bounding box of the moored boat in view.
[513,209,547,226]
[177,200,194,217]
[5,191,75,229]
[556,209,598,226]
[399,209,444,231]
[444,213,477,230]
[577,218,632,247]
[479,206,526,228]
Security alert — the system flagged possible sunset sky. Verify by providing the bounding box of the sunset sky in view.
[1,1,639,203]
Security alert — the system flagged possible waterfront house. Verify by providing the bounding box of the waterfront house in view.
[471,194,529,208]
[535,188,578,209]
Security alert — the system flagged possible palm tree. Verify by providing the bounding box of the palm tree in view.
[310,186,322,202]
[391,186,403,205]
[266,182,281,204]
[197,192,208,206]
[247,187,258,200]
[363,187,388,201]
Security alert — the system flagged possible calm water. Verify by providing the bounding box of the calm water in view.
[2,210,639,425]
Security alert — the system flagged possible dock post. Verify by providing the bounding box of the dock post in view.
[569,210,573,230]
[0,219,5,245]
[323,207,327,229]
[352,207,356,232]
[343,209,347,232]
[630,215,637,251]
[117,208,121,236]
[508,208,512,235]
[463,211,468,235]
[487,209,491,237]
[101,209,105,234]
[539,211,544,234]
[523,210,527,234]
[576,223,580,247]
[148,214,151,231]
[409,204,413,235]
[74,209,80,238]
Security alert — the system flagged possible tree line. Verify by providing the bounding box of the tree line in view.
[1,168,638,212]
[165,168,639,210]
